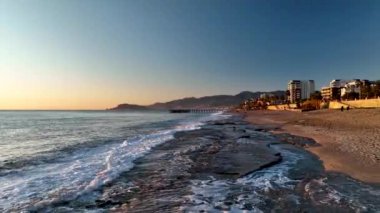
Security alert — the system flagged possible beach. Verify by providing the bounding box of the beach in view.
[84,115,379,212]
[1,111,379,212]
[244,109,380,183]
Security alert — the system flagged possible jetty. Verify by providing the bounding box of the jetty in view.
[169,109,223,113]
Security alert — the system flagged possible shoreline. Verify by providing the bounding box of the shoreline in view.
[94,116,289,211]
[3,111,380,212]
[96,114,379,212]
[30,113,380,212]
[243,109,380,184]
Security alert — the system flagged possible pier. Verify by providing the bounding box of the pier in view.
[169,109,224,113]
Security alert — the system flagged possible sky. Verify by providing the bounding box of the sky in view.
[1,0,379,109]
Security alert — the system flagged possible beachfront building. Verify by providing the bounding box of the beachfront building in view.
[321,86,332,101]
[329,79,345,88]
[341,80,361,98]
[287,80,315,103]
[260,93,268,99]
[260,93,275,99]
[322,79,345,100]
[321,79,370,101]
[287,80,301,103]
[326,79,346,100]
[301,80,315,99]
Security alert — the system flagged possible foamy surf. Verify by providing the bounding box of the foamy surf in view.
[182,146,303,212]
[182,141,380,212]
[2,111,379,212]
[0,111,224,212]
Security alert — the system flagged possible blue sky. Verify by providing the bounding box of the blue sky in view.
[1,0,379,109]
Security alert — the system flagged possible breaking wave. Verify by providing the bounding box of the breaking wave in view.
[0,112,225,212]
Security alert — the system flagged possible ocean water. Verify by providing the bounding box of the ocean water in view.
[1,111,379,212]
[0,110,223,212]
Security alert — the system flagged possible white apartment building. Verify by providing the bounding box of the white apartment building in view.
[328,79,362,98]
[340,80,361,97]
[287,80,301,103]
[287,80,315,103]
[301,80,315,100]
[329,79,348,88]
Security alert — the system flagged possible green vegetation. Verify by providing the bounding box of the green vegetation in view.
[310,91,322,100]
[374,80,380,97]
[359,80,380,99]
[342,92,360,100]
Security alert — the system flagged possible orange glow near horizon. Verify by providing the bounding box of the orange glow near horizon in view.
[0,89,174,110]
[0,67,223,110]
[0,68,179,110]
[0,79,181,110]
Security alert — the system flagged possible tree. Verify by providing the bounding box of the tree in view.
[360,84,372,99]
[342,92,359,100]
[310,91,322,100]
[285,90,290,98]
[331,87,341,100]
[374,80,380,98]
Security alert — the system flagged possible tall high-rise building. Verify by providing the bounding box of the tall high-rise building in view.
[287,80,301,103]
[301,80,315,100]
[287,80,315,103]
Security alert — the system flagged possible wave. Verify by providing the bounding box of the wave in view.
[182,146,302,212]
[0,113,225,212]
[182,142,380,212]
[0,116,204,174]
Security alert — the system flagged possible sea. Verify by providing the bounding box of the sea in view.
[0,110,221,211]
[0,110,379,212]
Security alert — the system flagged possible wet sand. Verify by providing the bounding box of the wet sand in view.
[244,109,380,183]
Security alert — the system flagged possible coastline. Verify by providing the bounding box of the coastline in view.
[243,109,380,183]
[96,113,379,212]
[25,112,380,212]
[87,116,291,211]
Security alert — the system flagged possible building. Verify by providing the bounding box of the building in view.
[322,79,369,101]
[328,79,345,100]
[321,86,331,101]
[287,80,315,103]
[341,79,361,98]
[260,93,275,99]
[301,80,315,100]
[287,80,301,103]
[329,79,345,88]
[324,79,349,100]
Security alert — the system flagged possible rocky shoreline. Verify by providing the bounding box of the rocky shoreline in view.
[50,114,380,212]
[98,116,284,211]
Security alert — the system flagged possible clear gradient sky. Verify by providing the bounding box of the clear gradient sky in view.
[1,0,379,109]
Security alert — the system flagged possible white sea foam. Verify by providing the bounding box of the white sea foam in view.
[304,177,374,211]
[183,146,303,212]
[0,112,225,212]
[184,141,380,212]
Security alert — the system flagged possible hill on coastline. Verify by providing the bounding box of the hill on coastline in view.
[108,103,149,111]
[109,91,285,110]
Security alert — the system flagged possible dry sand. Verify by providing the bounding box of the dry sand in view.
[244,109,380,183]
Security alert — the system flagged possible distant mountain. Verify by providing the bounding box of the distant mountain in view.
[108,90,285,110]
[108,103,149,111]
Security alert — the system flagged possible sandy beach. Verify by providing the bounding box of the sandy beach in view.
[244,109,380,183]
